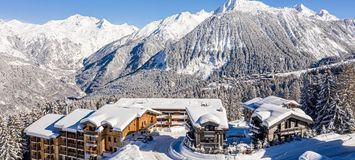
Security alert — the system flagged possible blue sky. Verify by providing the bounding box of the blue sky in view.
[0,0,354,27]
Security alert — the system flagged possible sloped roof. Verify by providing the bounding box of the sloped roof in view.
[242,96,300,110]
[54,109,94,133]
[24,114,64,139]
[186,99,228,130]
[116,98,223,110]
[252,103,313,128]
[80,103,160,132]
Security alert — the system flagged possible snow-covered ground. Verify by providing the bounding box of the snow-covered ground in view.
[107,127,186,160]
[108,123,355,160]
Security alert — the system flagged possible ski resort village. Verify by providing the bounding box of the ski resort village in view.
[1,0,355,160]
[24,97,355,160]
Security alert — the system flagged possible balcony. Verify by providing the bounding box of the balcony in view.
[30,137,41,143]
[78,135,84,140]
[31,152,41,159]
[59,148,66,154]
[78,144,84,149]
[275,127,302,135]
[171,115,187,119]
[44,147,54,154]
[85,131,99,136]
[68,151,77,157]
[30,143,41,150]
[43,140,54,145]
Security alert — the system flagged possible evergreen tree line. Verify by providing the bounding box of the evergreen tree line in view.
[301,65,355,134]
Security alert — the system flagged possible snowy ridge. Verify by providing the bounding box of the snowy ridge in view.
[76,10,212,91]
[215,0,339,21]
[131,10,212,41]
[0,14,138,70]
[215,0,270,14]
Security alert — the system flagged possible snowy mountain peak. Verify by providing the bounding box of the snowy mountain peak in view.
[132,10,212,41]
[294,4,316,16]
[317,9,339,21]
[214,0,270,14]
[96,19,111,29]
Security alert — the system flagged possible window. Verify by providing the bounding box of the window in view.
[150,117,154,123]
[295,120,298,127]
[285,121,288,129]
[108,137,111,142]
[114,137,117,143]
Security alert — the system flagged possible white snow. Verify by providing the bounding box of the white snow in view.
[215,0,270,14]
[316,9,339,21]
[24,114,64,139]
[0,14,138,68]
[7,60,31,66]
[242,96,312,128]
[116,98,224,110]
[108,130,186,160]
[252,103,313,128]
[54,109,94,133]
[214,0,339,22]
[81,103,160,132]
[243,96,299,110]
[107,144,144,160]
[294,4,316,17]
[169,133,355,160]
[131,10,212,42]
[186,101,229,130]
[299,151,330,160]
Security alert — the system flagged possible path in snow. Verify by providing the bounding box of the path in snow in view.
[139,131,185,160]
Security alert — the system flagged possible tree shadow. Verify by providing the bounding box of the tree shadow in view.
[262,134,355,160]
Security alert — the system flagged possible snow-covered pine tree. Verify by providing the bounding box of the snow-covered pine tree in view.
[338,97,355,133]
[300,74,319,120]
[315,69,353,133]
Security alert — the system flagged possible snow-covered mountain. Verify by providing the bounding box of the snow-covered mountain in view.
[76,0,354,93]
[76,10,212,92]
[0,14,138,70]
[0,15,138,115]
[140,0,354,79]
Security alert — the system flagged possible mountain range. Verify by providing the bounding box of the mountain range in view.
[0,0,354,116]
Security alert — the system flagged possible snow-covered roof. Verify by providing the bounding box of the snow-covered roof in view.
[54,109,94,133]
[80,103,161,132]
[24,114,64,139]
[186,100,228,130]
[242,96,300,110]
[116,98,223,110]
[252,103,313,128]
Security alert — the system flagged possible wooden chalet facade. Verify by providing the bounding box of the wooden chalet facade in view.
[25,114,64,160]
[115,98,223,130]
[25,105,160,160]
[184,101,229,154]
[80,108,159,159]
[243,96,313,146]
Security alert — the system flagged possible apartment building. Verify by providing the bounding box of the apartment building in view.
[25,105,160,160]
[115,98,223,129]
[80,104,160,159]
[25,114,64,160]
